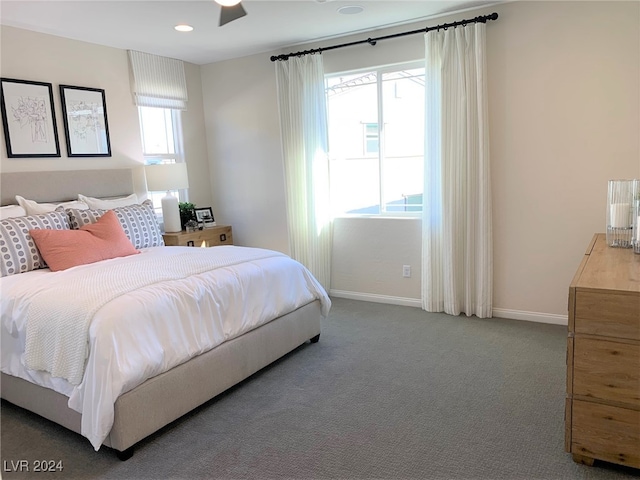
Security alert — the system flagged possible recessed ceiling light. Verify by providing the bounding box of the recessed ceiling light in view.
[337,5,364,15]
[174,24,194,32]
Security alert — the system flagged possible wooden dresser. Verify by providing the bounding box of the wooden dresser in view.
[566,233,640,468]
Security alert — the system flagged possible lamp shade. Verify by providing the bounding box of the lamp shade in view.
[144,163,189,192]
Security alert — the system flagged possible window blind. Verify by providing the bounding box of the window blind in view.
[128,50,188,110]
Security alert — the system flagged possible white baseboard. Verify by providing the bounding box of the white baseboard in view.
[492,308,567,325]
[329,290,422,308]
[328,290,568,325]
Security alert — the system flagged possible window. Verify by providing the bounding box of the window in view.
[363,123,379,155]
[326,63,424,216]
[138,106,187,213]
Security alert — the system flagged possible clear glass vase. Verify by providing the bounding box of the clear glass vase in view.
[606,179,634,248]
[632,179,640,254]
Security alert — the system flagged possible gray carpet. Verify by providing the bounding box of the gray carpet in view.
[1,297,639,480]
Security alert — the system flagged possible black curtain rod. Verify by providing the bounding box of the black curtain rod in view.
[270,12,498,62]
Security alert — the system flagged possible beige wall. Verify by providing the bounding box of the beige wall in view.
[201,1,640,321]
[1,2,637,321]
[0,26,212,208]
[201,53,288,250]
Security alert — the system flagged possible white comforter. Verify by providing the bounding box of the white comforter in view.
[1,246,331,450]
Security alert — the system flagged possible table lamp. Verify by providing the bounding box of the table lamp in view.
[144,163,189,233]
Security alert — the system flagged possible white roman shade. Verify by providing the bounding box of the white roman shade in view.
[128,50,188,110]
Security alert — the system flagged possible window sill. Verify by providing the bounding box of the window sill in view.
[332,214,421,220]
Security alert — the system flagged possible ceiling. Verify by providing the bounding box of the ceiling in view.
[0,0,500,65]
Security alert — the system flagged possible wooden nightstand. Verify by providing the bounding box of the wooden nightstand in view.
[162,225,233,247]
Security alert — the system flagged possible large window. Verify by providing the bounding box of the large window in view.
[326,63,424,216]
[138,106,186,213]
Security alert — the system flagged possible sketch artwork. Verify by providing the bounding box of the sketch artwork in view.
[11,96,49,143]
[67,100,104,141]
[0,78,60,157]
[60,85,111,157]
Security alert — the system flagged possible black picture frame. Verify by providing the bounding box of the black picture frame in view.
[59,84,111,157]
[194,207,215,223]
[0,77,61,158]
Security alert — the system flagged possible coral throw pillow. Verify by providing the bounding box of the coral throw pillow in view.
[29,210,139,271]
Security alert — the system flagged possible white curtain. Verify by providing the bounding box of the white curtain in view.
[421,23,492,318]
[128,50,188,110]
[275,55,332,290]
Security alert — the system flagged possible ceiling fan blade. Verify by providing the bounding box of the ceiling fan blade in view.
[219,3,247,26]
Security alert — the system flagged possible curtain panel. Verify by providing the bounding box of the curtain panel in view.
[128,50,188,110]
[275,55,332,290]
[422,23,493,318]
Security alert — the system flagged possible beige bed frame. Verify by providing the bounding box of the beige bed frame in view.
[0,169,323,459]
[1,302,321,459]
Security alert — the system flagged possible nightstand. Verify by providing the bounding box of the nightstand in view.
[162,225,233,247]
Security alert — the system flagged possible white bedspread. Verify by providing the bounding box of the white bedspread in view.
[1,246,330,450]
[24,247,285,386]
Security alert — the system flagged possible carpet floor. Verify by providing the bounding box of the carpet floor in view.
[1,297,639,479]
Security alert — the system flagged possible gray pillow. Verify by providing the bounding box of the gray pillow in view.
[66,200,164,249]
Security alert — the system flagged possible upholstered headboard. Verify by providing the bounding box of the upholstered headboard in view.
[0,168,144,206]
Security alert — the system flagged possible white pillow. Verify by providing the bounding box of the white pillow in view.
[0,204,27,220]
[77,193,138,210]
[15,195,89,216]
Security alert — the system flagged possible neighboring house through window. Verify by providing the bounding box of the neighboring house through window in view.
[363,123,379,155]
[326,62,424,216]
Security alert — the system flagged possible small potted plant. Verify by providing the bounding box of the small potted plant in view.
[178,202,196,230]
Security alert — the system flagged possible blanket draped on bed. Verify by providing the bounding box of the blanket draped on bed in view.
[24,248,283,385]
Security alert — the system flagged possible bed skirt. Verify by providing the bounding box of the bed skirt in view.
[1,299,322,454]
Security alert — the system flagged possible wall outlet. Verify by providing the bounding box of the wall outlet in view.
[402,265,411,278]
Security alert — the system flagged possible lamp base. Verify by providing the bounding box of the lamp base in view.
[161,192,182,233]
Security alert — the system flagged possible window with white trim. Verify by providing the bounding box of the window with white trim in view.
[326,63,424,216]
[138,106,187,214]
[363,123,379,155]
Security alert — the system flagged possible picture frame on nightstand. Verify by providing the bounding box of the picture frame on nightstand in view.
[194,207,216,228]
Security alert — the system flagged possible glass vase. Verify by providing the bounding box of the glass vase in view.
[606,179,634,248]
[632,179,640,254]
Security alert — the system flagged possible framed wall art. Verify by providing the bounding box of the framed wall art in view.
[59,84,111,157]
[0,78,61,158]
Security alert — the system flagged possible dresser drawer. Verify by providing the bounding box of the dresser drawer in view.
[574,291,640,340]
[573,338,640,407]
[571,400,640,468]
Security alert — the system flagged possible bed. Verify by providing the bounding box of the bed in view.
[0,169,330,460]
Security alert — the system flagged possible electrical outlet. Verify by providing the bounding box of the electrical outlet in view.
[402,265,411,278]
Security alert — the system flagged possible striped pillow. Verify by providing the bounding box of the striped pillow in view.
[66,200,164,249]
[0,211,70,276]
